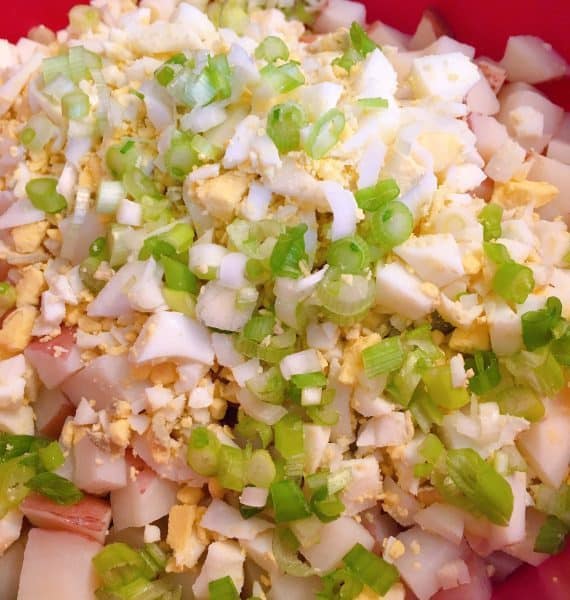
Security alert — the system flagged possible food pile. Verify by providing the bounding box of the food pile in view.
[0,1,570,599]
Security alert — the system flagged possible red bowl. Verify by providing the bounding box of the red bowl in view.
[1,1,569,599]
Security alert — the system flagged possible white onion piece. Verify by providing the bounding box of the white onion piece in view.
[212,333,243,368]
[192,541,244,600]
[409,9,448,50]
[200,499,273,541]
[394,527,465,600]
[181,104,227,133]
[231,358,260,387]
[357,412,413,448]
[414,503,465,545]
[424,36,476,59]
[529,155,570,223]
[189,243,228,276]
[432,553,492,600]
[500,35,568,84]
[0,534,25,599]
[0,198,44,230]
[280,349,322,380]
[72,436,128,495]
[368,21,411,50]
[313,0,365,33]
[503,508,549,566]
[110,467,178,530]
[17,529,101,600]
[0,52,43,117]
[196,281,255,332]
[62,354,146,412]
[218,252,248,289]
[497,83,564,152]
[383,476,421,526]
[517,394,570,488]
[241,183,272,221]
[130,311,214,365]
[321,181,358,241]
[239,487,269,508]
[466,76,500,116]
[139,80,175,131]
[116,199,142,226]
[301,517,374,572]
[303,424,331,474]
[237,388,287,425]
[468,114,509,162]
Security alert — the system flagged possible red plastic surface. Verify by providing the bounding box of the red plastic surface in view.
[1,1,569,598]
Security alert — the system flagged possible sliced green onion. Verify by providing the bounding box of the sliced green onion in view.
[0,459,35,517]
[138,543,167,580]
[260,61,305,94]
[422,364,470,410]
[495,385,545,422]
[42,55,70,84]
[357,97,389,109]
[218,445,246,492]
[349,22,377,56]
[122,168,161,202]
[267,102,306,154]
[521,296,563,351]
[478,203,503,241]
[89,236,108,259]
[270,224,308,279]
[193,54,233,107]
[290,372,327,389]
[27,472,82,505]
[96,180,124,214]
[409,385,443,434]
[155,65,176,87]
[92,543,147,590]
[106,144,138,179]
[274,414,304,478]
[272,527,315,577]
[0,283,16,315]
[69,5,100,33]
[243,313,275,343]
[535,484,570,527]
[551,332,570,365]
[310,486,345,523]
[465,350,501,395]
[355,178,400,212]
[161,256,199,294]
[368,201,413,249]
[438,448,514,526]
[139,238,176,261]
[165,132,198,179]
[21,114,56,151]
[304,109,345,160]
[234,410,273,449]
[362,336,404,379]
[79,257,105,293]
[37,442,65,472]
[247,367,286,405]
[317,269,375,321]
[186,427,220,477]
[343,543,399,596]
[246,449,276,488]
[504,348,564,396]
[25,178,67,213]
[320,568,363,599]
[493,262,535,304]
[484,241,511,265]
[208,576,239,600]
[219,0,249,34]
[270,480,312,523]
[255,36,289,63]
[191,134,222,162]
[62,90,90,119]
[68,46,89,83]
[162,289,196,317]
[534,516,569,554]
[326,235,370,274]
[419,433,446,465]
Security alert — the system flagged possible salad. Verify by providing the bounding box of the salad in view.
[1,0,570,599]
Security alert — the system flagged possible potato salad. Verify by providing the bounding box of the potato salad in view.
[1,1,570,599]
